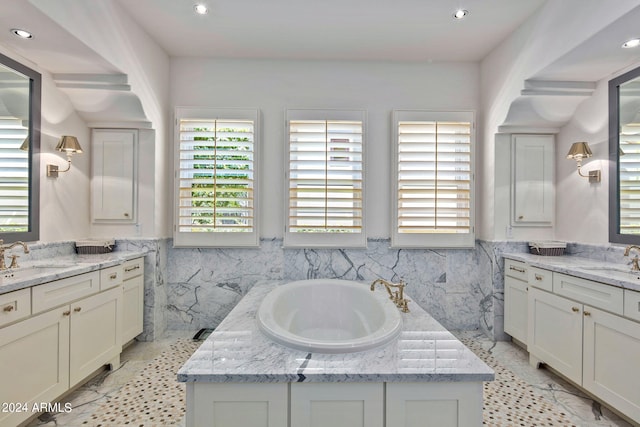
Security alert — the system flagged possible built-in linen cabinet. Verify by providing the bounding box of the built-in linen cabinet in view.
[504,259,528,345]
[91,129,138,223]
[0,259,143,427]
[504,258,640,424]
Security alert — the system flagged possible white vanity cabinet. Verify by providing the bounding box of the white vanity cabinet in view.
[122,257,144,343]
[0,260,137,427]
[505,258,640,424]
[504,259,528,345]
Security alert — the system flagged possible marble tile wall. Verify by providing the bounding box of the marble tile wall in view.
[25,238,626,342]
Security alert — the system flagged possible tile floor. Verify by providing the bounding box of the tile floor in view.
[24,330,635,427]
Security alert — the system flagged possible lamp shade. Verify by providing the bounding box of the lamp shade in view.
[566,141,592,160]
[55,135,83,154]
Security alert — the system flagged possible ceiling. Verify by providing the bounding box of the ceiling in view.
[115,0,546,62]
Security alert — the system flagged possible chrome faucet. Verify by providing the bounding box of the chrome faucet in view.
[624,245,640,271]
[370,278,410,313]
[0,239,30,270]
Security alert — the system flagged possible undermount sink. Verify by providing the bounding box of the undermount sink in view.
[2,264,75,281]
[579,265,640,279]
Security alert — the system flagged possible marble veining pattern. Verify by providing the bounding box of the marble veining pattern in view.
[178,280,494,383]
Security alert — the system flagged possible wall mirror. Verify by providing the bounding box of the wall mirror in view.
[0,52,40,243]
[610,64,640,244]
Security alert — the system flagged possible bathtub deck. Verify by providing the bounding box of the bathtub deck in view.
[178,280,493,383]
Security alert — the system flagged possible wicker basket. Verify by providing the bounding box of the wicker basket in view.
[75,239,116,255]
[529,241,566,256]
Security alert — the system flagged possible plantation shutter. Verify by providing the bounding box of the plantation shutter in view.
[620,124,640,234]
[174,108,259,247]
[392,110,474,248]
[285,109,365,247]
[0,118,29,233]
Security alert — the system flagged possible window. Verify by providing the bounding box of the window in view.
[285,109,365,247]
[174,108,259,247]
[392,110,474,248]
[620,123,640,234]
[0,118,29,233]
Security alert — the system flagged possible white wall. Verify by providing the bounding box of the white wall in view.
[170,58,479,238]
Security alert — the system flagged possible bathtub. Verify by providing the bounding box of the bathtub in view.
[256,279,403,353]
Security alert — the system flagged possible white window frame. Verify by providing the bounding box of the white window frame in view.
[284,108,366,248]
[392,110,475,248]
[173,107,259,248]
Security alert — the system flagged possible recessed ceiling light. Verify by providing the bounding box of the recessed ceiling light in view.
[10,28,33,39]
[194,4,208,15]
[453,9,468,19]
[622,38,640,49]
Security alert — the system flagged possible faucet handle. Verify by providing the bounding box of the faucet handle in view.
[8,255,19,269]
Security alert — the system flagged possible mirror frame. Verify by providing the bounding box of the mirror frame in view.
[609,64,640,244]
[0,52,41,243]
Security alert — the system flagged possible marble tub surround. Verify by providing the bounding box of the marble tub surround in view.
[178,280,494,383]
[503,252,640,292]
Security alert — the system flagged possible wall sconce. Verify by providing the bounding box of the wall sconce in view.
[566,141,601,183]
[47,135,83,178]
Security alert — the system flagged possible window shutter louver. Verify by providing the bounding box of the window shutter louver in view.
[392,111,474,248]
[174,108,259,247]
[0,118,28,233]
[285,110,365,247]
[620,124,640,234]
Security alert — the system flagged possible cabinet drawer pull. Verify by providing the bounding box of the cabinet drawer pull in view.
[571,307,580,313]
[3,305,14,312]
[535,274,543,281]
[124,265,140,273]
[110,273,118,280]
[63,310,71,316]
[74,307,82,313]
[509,265,526,273]
[584,311,591,317]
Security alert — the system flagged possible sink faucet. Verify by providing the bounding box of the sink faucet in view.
[370,278,410,313]
[623,245,640,271]
[0,239,30,270]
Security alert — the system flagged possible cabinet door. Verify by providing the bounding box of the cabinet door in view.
[122,275,144,343]
[69,287,122,387]
[504,276,528,345]
[583,307,640,424]
[0,307,70,427]
[528,288,583,384]
[187,383,288,427]
[91,129,137,223]
[511,134,554,225]
[291,383,383,427]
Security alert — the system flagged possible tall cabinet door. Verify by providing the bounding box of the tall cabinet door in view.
[583,307,640,422]
[91,129,137,223]
[504,276,528,345]
[0,307,70,427]
[528,288,583,384]
[511,134,554,225]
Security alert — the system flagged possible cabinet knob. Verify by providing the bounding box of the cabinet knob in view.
[571,307,580,313]
[584,311,591,317]
[124,213,129,217]
[518,215,524,220]
[3,305,14,312]
[74,307,82,313]
[110,273,118,280]
[63,310,71,316]
[535,274,543,281]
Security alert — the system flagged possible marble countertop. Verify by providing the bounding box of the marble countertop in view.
[0,251,148,295]
[503,253,640,292]
[178,280,494,384]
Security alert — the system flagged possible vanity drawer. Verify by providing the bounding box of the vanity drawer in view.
[0,288,31,327]
[553,273,624,315]
[624,289,640,322]
[32,271,100,314]
[122,257,144,281]
[528,267,553,292]
[505,259,528,281]
[100,265,123,291]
